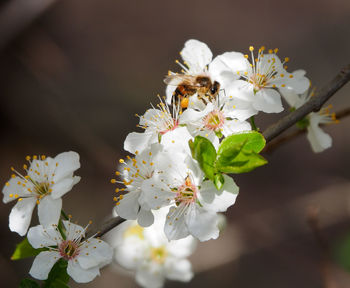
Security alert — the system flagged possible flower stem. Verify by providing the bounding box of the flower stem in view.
[57,220,66,240]
[250,116,258,131]
[61,210,69,220]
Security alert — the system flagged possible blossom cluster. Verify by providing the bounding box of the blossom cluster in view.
[112,39,336,249]
[108,208,197,288]
[2,152,113,283]
[1,39,339,288]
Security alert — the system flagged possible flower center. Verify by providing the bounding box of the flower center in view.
[160,119,178,135]
[175,176,197,206]
[34,182,51,196]
[150,246,168,264]
[124,225,144,240]
[59,240,80,260]
[249,73,269,91]
[203,110,225,131]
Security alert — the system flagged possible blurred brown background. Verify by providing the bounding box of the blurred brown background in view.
[0,0,350,287]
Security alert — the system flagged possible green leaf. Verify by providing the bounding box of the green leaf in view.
[216,131,267,174]
[189,136,217,180]
[19,279,40,288]
[43,259,70,288]
[214,173,225,190]
[11,238,44,261]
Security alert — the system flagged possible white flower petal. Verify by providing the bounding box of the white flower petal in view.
[140,178,173,210]
[160,127,193,154]
[165,82,177,105]
[186,206,219,241]
[181,39,213,74]
[253,89,284,113]
[307,119,332,153]
[67,260,100,283]
[37,195,62,227]
[124,131,154,154]
[201,175,239,212]
[2,176,32,203]
[136,263,164,288]
[27,225,60,249]
[114,191,141,220]
[52,151,80,183]
[29,251,60,280]
[9,197,36,236]
[165,206,190,240]
[77,238,113,270]
[166,236,197,258]
[51,177,79,199]
[63,221,86,241]
[222,119,251,137]
[165,258,193,282]
[137,208,154,227]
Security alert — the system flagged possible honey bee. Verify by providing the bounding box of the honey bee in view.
[164,74,220,110]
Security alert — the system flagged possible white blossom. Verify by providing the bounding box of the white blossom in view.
[140,152,239,241]
[281,84,338,153]
[124,98,192,154]
[109,208,197,288]
[2,152,80,236]
[180,95,251,144]
[213,46,310,115]
[27,220,113,283]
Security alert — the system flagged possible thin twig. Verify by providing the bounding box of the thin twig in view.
[264,107,350,153]
[263,64,350,142]
[90,64,350,239]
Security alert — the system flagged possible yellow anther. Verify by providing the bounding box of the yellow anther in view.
[23,164,28,170]
[126,155,131,160]
[142,160,146,164]
[249,46,254,51]
[281,84,286,87]
[149,152,152,156]
[119,159,124,164]
[111,179,117,184]
[115,188,120,193]
[280,74,284,77]
[28,188,32,192]
[55,162,58,167]
[150,162,154,166]
[89,220,93,224]
[24,175,29,179]
[244,71,248,76]
[18,198,23,201]
[284,57,290,62]
[284,65,288,69]
[274,48,279,53]
[260,46,265,51]
[10,167,15,171]
[25,156,31,161]
[272,84,276,88]
[68,214,72,218]
[41,155,46,160]
[268,49,273,54]
[289,75,293,78]
[244,54,249,59]
[119,195,124,200]
[113,196,118,201]
[9,193,13,197]
[14,194,19,198]
[115,171,120,176]
[36,200,40,204]
[33,155,37,160]
[116,202,120,206]
[11,174,16,178]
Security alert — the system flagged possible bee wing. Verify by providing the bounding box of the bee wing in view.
[163,74,201,87]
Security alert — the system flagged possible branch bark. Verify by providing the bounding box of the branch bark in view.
[264,107,350,153]
[263,64,350,142]
[90,64,350,239]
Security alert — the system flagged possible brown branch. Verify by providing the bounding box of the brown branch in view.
[263,64,350,142]
[91,64,350,239]
[264,107,350,153]
[87,216,126,239]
